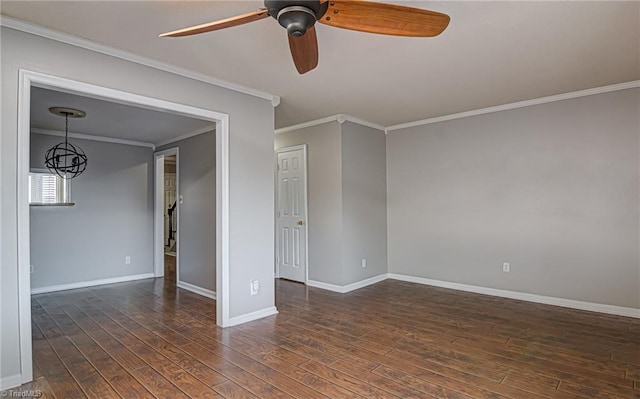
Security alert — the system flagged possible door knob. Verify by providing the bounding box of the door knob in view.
[297,220,304,226]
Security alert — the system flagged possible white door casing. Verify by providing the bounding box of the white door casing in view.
[276,145,308,283]
[18,70,231,388]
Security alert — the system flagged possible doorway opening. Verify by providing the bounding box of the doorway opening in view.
[164,154,178,283]
[17,70,231,385]
[154,149,179,286]
[165,155,178,257]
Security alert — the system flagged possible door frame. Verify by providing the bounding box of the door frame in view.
[154,147,179,281]
[16,69,231,385]
[275,144,309,284]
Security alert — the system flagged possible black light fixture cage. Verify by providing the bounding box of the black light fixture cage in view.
[45,107,88,179]
[44,141,88,179]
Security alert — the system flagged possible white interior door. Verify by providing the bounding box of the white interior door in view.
[276,146,307,283]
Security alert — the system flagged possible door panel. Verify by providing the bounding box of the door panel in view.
[276,148,307,283]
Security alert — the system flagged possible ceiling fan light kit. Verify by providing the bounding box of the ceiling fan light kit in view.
[160,0,450,74]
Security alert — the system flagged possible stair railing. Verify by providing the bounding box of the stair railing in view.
[167,201,177,246]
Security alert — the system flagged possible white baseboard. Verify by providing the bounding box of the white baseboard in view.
[226,306,278,327]
[307,274,388,294]
[306,280,344,292]
[0,374,22,390]
[31,273,155,295]
[388,273,640,319]
[177,281,217,300]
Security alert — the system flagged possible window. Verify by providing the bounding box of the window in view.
[29,171,73,205]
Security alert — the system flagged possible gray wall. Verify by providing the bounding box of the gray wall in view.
[387,88,640,308]
[275,122,344,285]
[2,27,274,382]
[158,131,216,292]
[275,121,388,286]
[29,134,153,288]
[341,122,388,285]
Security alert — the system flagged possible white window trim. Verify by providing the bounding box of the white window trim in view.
[28,168,74,206]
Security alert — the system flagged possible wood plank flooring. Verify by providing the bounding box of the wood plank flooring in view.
[164,254,176,284]
[4,277,639,398]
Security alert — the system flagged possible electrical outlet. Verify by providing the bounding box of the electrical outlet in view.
[250,280,260,296]
[30,265,34,274]
[125,256,131,265]
[503,262,510,272]
[361,258,367,268]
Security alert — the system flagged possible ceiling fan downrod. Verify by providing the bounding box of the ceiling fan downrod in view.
[265,0,328,37]
[277,6,315,36]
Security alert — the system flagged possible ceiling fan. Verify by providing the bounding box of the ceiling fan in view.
[160,1,450,74]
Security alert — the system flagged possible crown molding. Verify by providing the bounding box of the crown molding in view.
[276,81,639,135]
[275,114,385,134]
[342,114,386,131]
[274,115,341,134]
[387,80,640,132]
[31,128,156,149]
[0,16,280,106]
[155,124,216,147]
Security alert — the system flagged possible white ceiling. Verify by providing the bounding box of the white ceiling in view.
[4,1,639,129]
[31,87,214,145]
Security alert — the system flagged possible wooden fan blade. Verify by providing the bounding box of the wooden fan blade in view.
[160,9,269,37]
[318,1,449,37]
[288,25,319,74]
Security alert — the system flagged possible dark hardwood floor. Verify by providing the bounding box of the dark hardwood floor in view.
[4,277,639,398]
[164,254,176,284]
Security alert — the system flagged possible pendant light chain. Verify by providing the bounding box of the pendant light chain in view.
[65,113,69,144]
[64,112,69,175]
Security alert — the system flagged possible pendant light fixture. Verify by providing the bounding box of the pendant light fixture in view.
[45,107,88,179]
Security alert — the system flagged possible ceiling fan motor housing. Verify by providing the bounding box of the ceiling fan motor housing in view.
[265,0,328,36]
